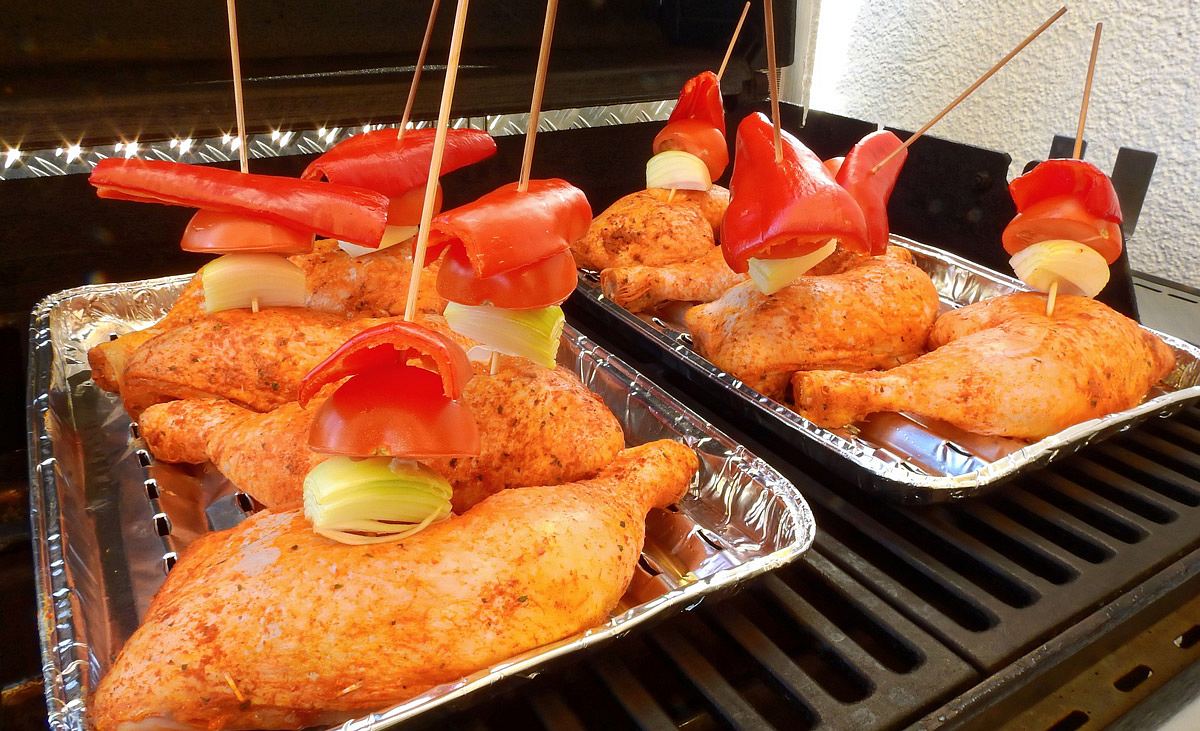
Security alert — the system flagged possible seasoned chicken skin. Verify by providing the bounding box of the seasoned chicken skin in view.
[600,245,871,313]
[685,251,939,399]
[116,310,461,417]
[139,358,626,512]
[792,293,1176,439]
[91,441,699,731]
[572,186,729,270]
[88,239,443,393]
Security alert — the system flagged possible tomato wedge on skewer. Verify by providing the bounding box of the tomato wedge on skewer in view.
[180,211,315,255]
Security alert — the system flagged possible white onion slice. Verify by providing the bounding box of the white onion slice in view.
[1010,239,1110,298]
[200,253,306,313]
[747,239,839,295]
[646,150,711,191]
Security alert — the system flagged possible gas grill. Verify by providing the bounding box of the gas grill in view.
[4,1,1200,728]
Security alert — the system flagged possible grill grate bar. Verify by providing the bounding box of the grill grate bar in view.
[1026,474,1150,544]
[1060,458,1180,524]
[1128,431,1200,473]
[528,690,587,731]
[956,503,1090,578]
[1098,444,1200,506]
[592,655,678,731]
[651,626,777,730]
[1000,490,1126,557]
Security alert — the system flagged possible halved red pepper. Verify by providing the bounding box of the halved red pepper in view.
[427,179,592,279]
[836,130,907,256]
[301,128,497,199]
[300,321,479,458]
[1009,159,1123,223]
[299,321,473,406]
[90,158,389,246]
[722,112,869,273]
[667,71,726,136]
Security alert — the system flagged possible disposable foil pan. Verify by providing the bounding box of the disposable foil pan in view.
[27,275,815,731]
[574,235,1200,503]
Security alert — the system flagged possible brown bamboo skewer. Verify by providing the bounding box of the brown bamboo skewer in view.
[763,0,784,163]
[517,0,559,193]
[1048,21,1103,319]
[225,0,249,174]
[487,0,560,376]
[403,0,471,322]
[398,0,443,141]
[717,2,752,81]
[871,6,1069,174]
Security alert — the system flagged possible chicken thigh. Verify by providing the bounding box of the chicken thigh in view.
[685,251,939,399]
[139,357,626,512]
[571,186,729,270]
[92,441,699,731]
[792,293,1176,439]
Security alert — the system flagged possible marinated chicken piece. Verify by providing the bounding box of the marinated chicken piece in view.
[139,358,626,512]
[685,251,939,399]
[91,441,698,731]
[88,239,443,393]
[117,309,460,417]
[600,245,871,313]
[792,293,1176,439]
[572,186,729,270]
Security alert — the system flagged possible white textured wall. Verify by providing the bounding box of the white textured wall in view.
[797,0,1200,288]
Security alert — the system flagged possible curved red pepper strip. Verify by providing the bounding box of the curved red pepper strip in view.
[1009,159,1123,223]
[836,130,908,256]
[298,321,474,407]
[427,179,592,279]
[668,71,726,137]
[301,128,497,198]
[722,113,869,273]
[90,159,389,246]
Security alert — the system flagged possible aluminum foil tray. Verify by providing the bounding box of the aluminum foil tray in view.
[575,235,1200,503]
[27,275,815,731]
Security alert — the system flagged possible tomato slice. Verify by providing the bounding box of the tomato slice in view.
[653,119,729,181]
[308,364,480,458]
[180,210,316,255]
[1002,195,1124,265]
[298,321,473,407]
[387,183,443,227]
[437,246,576,309]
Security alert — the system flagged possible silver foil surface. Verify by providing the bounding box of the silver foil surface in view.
[27,275,814,730]
[576,236,1200,502]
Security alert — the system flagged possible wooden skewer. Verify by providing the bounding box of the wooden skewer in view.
[871,6,1068,174]
[1073,22,1103,160]
[1048,21,1103,319]
[763,0,783,163]
[225,0,249,173]
[665,189,676,204]
[517,0,559,193]
[403,0,471,322]
[250,296,259,313]
[716,2,751,81]
[398,0,443,141]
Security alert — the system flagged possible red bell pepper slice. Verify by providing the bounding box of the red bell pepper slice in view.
[301,128,497,199]
[722,112,869,273]
[836,130,908,256]
[90,158,389,246]
[668,71,726,137]
[427,179,592,279]
[1009,159,1123,223]
[298,321,474,407]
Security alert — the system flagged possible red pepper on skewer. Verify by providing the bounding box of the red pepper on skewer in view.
[90,158,389,246]
[722,112,869,273]
[652,71,729,181]
[299,321,479,458]
[301,128,497,199]
[835,130,908,256]
[1003,159,1124,264]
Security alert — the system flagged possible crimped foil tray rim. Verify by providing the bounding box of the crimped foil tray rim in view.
[27,275,815,731]
[577,235,1200,496]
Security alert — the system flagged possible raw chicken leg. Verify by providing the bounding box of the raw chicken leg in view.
[139,358,626,512]
[685,251,939,399]
[792,293,1176,439]
[572,187,728,270]
[91,441,698,731]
